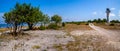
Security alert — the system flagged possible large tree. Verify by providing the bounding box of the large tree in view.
[19,3,43,30]
[3,3,23,35]
[106,8,111,23]
[3,3,43,35]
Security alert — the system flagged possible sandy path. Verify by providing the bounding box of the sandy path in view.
[89,23,120,42]
[70,23,120,51]
[89,23,120,50]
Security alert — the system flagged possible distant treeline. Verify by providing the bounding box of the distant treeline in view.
[66,18,120,25]
[88,18,120,23]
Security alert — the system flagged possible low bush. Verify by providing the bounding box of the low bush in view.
[39,25,46,30]
[109,23,114,26]
[32,45,41,49]
[85,23,89,25]
[47,23,60,30]
[62,22,65,27]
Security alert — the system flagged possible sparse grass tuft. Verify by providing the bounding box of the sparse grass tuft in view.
[57,34,108,51]
[64,24,92,32]
[32,45,41,49]
[53,44,63,51]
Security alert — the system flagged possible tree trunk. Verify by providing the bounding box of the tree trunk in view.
[13,23,17,36]
[28,23,33,30]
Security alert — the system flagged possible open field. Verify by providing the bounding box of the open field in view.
[0,28,9,32]
[0,24,120,51]
[64,24,92,32]
[94,23,120,30]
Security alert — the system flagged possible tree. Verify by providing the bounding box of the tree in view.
[51,15,62,25]
[88,20,92,23]
[3,3,23,35]
[93,19,97,22]
[25,7,43,30]
[97,18,101,23]
[110,20,119,23]
[102,19,107,23]
[15,3,43,30]
[3,3,43,36]
[106,8,111,23]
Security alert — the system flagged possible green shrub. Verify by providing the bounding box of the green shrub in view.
[109,23,114,26]
[32,45,41,49]
[62,22,65,27]
[76,22,80,25]
[39,25,46,30]
[48,23,60,30]
[85,23,89,25]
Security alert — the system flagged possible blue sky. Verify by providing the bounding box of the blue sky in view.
[0,0,120,24]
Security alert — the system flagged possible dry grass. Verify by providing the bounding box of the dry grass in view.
[94,23,120,30]
[0,28,9,32]
[64,34,107,51]
[53,34,110,51]
[64,24,92,32]
[32,45,41,49]
[0,33,31,42]
[53,44,63,51]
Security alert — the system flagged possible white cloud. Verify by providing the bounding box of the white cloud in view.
[110,13,116,17]
[92,12,97,15]
[111,8,115,10]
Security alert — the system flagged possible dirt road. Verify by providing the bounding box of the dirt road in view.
[89,23,120,42]
[89,23,120,50]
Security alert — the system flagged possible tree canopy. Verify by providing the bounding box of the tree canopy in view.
[51,15,62,24]
[3,3,44,35]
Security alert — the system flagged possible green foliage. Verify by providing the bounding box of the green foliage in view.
[3,3,25,35]
[41,14,50,26]
[3,2,63,32]
[66,21,87,25]
[109,23,114,26]
[102,19,107,22]
[91,18,107,23]
[32,45,41,49]
[110,20,119,23]
[87,20,92,23]
[62,22,66,27]
[51,15,62,24]
[39,25,46,30]
[48,23,60,30]
[19,3,43,30]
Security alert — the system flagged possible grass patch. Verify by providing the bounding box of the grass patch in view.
[64,24,92,32]
[32,45,41,49]
[94,23,120,30]
[55,34,108,51]
[53,44,63,51]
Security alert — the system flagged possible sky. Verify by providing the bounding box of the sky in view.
[0,0,120,24]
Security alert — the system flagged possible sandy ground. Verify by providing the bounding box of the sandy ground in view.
[70,23,120,51]
[89,23,120,50]
[0,24,120,51]
[0,30,74,51]
[89,23,120,42]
